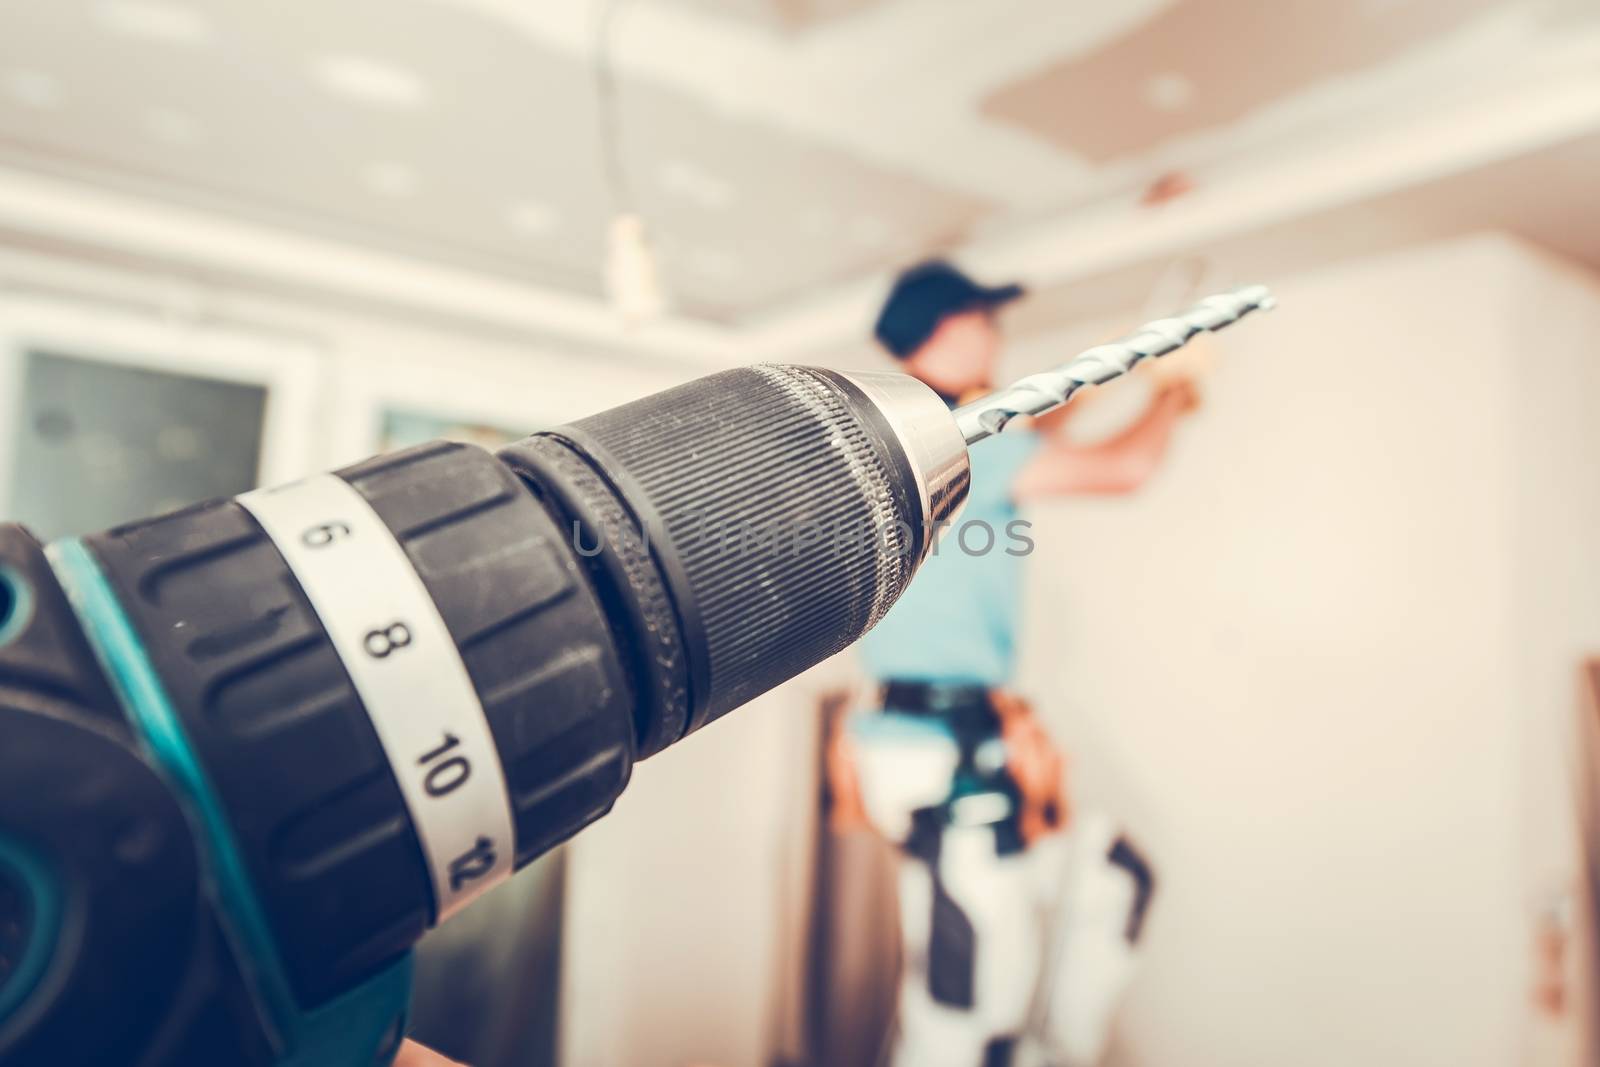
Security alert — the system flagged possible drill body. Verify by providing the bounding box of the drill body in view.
[0,366,964,1067]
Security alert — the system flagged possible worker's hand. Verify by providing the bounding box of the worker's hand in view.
[824,723,871,834]
[1160,378,1201,415]
[395,1040,466,1066]
[1139,331,1216,410]
[991,691,1070,844]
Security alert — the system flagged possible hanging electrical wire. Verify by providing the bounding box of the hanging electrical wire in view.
[594,0,635,216]
[594,0,668,322]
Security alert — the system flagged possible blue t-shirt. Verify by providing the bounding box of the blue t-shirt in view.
[858,429,1040,686]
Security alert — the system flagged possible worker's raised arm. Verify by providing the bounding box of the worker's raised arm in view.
[1010,380,1197,500]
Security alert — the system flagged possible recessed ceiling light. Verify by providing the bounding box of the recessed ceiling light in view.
[507,200,559,236]
[800,207,834,235]
[849,216,890,249]
[95,0,211,45]
[686,248,739,278]
[4,70,61,109]
[659,160,734,211]
[144,107,199,144]
[312,54,429,109]
[1145,72,1195,112]
[363,162,419,198]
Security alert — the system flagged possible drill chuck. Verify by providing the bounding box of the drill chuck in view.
[513,365,970,736]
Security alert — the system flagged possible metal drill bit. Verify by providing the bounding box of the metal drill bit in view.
[954,284,1277,445]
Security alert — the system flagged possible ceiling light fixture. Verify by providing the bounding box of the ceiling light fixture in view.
[363,161,419,198]
[145,107,199,144]
[507,200,560,236]
[312,54,429,109]
[1145,72,1196,112]
[596,0,668,323]
[800,207,835,235]
[4,70,61,109]
[607,214,667,322]
[687,247,739,279]
[94,0,212,45]
[660,159,734,211]
[850,216,890,250]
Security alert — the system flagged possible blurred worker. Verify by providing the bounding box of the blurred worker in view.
[828,261,1195,1067]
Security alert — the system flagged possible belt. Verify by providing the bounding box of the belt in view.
[879,679,993,717]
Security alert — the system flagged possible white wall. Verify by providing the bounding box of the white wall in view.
[1504,246,1600,1066]
[1007,234,1600,1067]
[559,682,822,1067]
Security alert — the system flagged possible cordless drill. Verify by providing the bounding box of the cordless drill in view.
[0,288,1272,1066]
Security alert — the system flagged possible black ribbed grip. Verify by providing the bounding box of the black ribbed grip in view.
[553,365,920,730]
[338,443,636,867]
[498,435,692,759]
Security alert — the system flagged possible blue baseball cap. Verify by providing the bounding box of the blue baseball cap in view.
[873,260,1026,358]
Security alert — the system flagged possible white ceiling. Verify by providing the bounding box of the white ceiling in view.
[1001,131,1600,341]
[661,0,891,32]
[0,0,1597,326]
